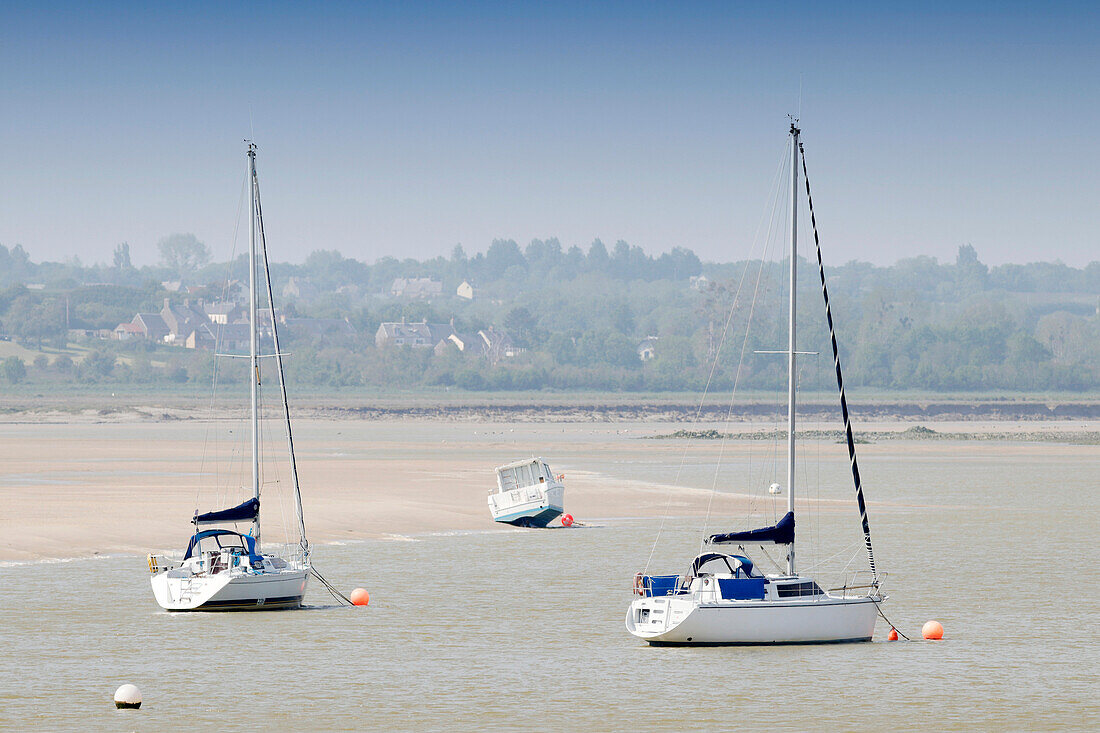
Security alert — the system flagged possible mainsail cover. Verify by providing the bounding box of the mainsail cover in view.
[707,511,794,545]
[192,497,259,525]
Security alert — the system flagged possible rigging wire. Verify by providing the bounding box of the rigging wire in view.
[196,172,248,516]
[641,137,789,575]
[697,184,781,550]
[253,159,309,553]
[799,140,880,585]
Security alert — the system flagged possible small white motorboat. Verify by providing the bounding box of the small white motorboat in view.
[148,142,311,611]
[488,458,565,527]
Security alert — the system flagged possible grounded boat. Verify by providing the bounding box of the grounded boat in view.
[626,122,886,644]
[149,142,310,611]
[488,458,565,527]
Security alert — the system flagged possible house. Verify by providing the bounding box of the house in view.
[689,275,710,291]
[476,327,521,363]
[456,280,475,300]
[113,322,144,341]
[114,312,170,342]
[637,336,658,362]
[283,277,317,300]
[391,277,443,299]
[161,280,183,292]
[204,301,242,325]
[433,332,487,356]
[375,321,454,348]
[160,298,209,344]
[185,322,251,351]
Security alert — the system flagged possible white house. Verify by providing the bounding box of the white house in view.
[456,280,475,300]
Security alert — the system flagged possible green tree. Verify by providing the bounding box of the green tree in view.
[503,306,538,347]
[113,242,133,270]
[3,356,26,383]
[158,234,210,278]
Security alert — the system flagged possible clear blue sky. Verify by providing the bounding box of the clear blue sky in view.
[1,1,1097,267]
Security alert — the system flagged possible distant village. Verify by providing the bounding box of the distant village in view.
[4,239,1096,393]
[103,275,663,364]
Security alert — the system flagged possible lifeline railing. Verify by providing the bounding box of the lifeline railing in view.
[825,570,888,598]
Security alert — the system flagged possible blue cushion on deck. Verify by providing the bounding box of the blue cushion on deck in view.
[717,577,767,600]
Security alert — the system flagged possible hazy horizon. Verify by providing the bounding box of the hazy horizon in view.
[2,2,1098,269]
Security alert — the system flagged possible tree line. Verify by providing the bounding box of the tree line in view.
[0,239,1097,394]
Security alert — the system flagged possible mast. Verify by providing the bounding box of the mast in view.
[786,121,799,576]
[247,142,261,544]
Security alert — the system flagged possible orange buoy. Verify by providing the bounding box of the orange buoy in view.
[561,514,574,527]
[350,588,370,606]
[922,620,944,640]
[887,628,898,641]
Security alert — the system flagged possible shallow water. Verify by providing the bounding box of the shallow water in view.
[0,425,1097,731]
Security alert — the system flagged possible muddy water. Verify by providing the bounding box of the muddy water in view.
[0,421,1096,731]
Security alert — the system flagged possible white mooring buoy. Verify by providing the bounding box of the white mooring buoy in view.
[114,684,142,709]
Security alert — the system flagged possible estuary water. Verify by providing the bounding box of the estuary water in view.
[0,423,1097,731]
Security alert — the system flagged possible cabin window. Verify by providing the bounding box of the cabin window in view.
[514,463,536,487]
[776,581,823,598]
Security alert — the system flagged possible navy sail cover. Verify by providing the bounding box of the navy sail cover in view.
[192,497,259,525]
[707,511,794,545]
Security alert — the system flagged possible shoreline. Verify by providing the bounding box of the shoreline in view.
[4,395,1100,424]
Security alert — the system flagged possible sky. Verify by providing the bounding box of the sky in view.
[1,1,1098,268]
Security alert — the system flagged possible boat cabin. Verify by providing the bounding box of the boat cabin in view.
[635,552,825,603]
[494,458,558,494]
[183,529,264,575]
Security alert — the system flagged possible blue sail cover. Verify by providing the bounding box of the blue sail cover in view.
[707,511,794,545]
[192,497,259,525]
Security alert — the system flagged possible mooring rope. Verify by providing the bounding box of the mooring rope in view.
[798,141,879,587]
[310,566,354,606]
[871,597,910,640]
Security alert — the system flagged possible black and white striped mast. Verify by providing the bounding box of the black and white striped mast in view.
[785,121,799,577]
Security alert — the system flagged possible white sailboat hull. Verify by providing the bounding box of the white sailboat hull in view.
[151,568,309,611]
[625,595,879,645]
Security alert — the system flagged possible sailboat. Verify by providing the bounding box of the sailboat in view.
[148,142,310,611]
[625,122,886,644]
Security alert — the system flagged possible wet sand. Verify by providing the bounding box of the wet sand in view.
[3,416,1097,563]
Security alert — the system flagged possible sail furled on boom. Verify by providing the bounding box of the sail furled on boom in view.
[192,497,260,525]
[706,511,795,546]
[798,142,879,586]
